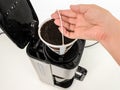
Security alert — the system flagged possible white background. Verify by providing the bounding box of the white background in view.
[0,0,120,90]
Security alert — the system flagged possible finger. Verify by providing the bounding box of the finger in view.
[51,10,76,19]
[61,16,76,25]
[59,10,77,18]
[54,19,70,30]
[58,27,76,39]
[69,24,75,30]
[51,11,59,19]
[51,10,77,25]
[70,4,90,14]
[62,17,77,24]
[51,12,70,23]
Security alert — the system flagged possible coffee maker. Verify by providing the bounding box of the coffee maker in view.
[0,0,87,88]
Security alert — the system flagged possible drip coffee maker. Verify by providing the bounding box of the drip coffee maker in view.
[0,0,87,88]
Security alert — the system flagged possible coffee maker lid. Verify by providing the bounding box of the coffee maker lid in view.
[0,0,39,49]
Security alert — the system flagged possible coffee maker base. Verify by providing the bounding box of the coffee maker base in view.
[27,39,87,88]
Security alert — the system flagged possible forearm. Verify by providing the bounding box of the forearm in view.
[100,18,120,65]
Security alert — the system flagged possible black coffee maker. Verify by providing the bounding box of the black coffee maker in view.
[0,0,87,88]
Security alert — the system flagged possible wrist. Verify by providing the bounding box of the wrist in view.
[100,17,120,44]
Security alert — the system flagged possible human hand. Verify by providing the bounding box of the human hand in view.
[51,4,119,42]
[52,4,120,65]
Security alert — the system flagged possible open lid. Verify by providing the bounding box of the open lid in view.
[0,0,39,49]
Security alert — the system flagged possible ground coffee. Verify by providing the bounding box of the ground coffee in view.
[40,19,74,45]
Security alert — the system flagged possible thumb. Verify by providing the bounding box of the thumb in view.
[70,4,90,14]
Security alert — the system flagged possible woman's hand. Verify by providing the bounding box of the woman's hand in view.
[51,4,120,65]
